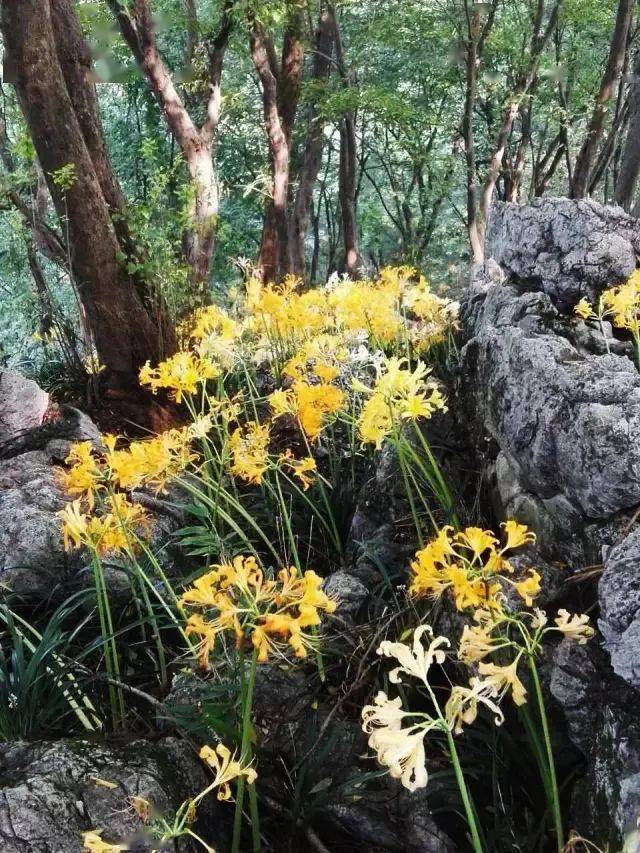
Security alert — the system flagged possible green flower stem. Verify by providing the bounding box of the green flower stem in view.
[232,646,260,853]
[90,552,124,727]
[529,658,563,852]
[300,432,344,559]
[395,438,425,547]
[445,728,484,853]
[410,423,459,530]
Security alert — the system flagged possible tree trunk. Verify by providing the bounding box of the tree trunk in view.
[108,0,232,296]
[477,0,560,248]
[2,0,167,379]
[570,0,634,199]
[290,9,334,277]
[338,115,360,277]
[331,5,360,277]
[462,1,487,264]
[251,14,304,282]
[616,48,640,210]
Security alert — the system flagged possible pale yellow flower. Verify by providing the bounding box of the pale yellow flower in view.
[199,743,257,801]
[82,830,128,853]
[476,659,527,706]
[377,625,449,686]
[445,681,504,734]
[554,609,594,643]
[361,692,437,791]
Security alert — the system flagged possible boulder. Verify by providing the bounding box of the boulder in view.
[461,197,640,847]
[551,640,640,848]
[0,737,225,852]
[0,381,188,599]
[487,197,640,309]
[599,525,640,688]
[0,370,49,444]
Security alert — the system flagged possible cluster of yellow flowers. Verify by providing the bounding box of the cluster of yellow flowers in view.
[180,555,336,665]
[574,269,640,344]
[356,356,447,448]
[140,351,221,403]
[58,431,196,556]
[60,494,148,557]
[410,521,540,611]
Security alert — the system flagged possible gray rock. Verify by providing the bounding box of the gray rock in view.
[599,526,640,688]
[551,640,640,847]
[461,271,640,533]
[323,571,369,622]
[0,449,80,595]
[0,737,225,852]
[487,198,640,309]
[0,401,188,598]
[464,198,640,849]
[0,370,49,444]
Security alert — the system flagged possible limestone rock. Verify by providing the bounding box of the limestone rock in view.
[0,370,49,444]
[487,198,640,309]
[551,640,640,847]
[0,738,225,852]
[599,526,640,688]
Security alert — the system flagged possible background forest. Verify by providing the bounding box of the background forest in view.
[0,0,636,392]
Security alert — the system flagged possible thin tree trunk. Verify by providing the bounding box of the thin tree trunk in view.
[251,14,304,282]
[331,5,360,277]
[338,116,360,276]
[477,0,561,247]
[2,0,165,378]
[109,0,232,295]
[616,47,640,209]
[290,8,334,277]
[570,0,634,199]
[462,0,488,264]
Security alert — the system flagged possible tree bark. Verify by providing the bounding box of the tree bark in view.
[462,0,492,264]
[331,5,360,277]
[616,47,640,210]
[251,12,305,282]
[290,8,334,277]
[1,0,166,379]
[570,0,634,199]
[108,0,232,295]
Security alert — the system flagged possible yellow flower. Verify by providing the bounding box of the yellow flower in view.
[181,558,335,666]
[139,351,220,402]
[62,442,101,505]
[105,429,196,493]
[455,527,498,559]
[574,298,593,320]
[58,496,147,556]
[357,357,446,447]
[82,830,128,852]
[199,743,257,801]
[514,570,541,607]
[501,520,535,551]
[280,451,317,490]
[377,625,449,686]
[476,659,527,706]
[229,421,271,484]
[361,691,436,792]
[445,681,504,734]
[554,609,594,643]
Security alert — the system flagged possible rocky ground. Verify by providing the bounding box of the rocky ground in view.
[1,197,639,850]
